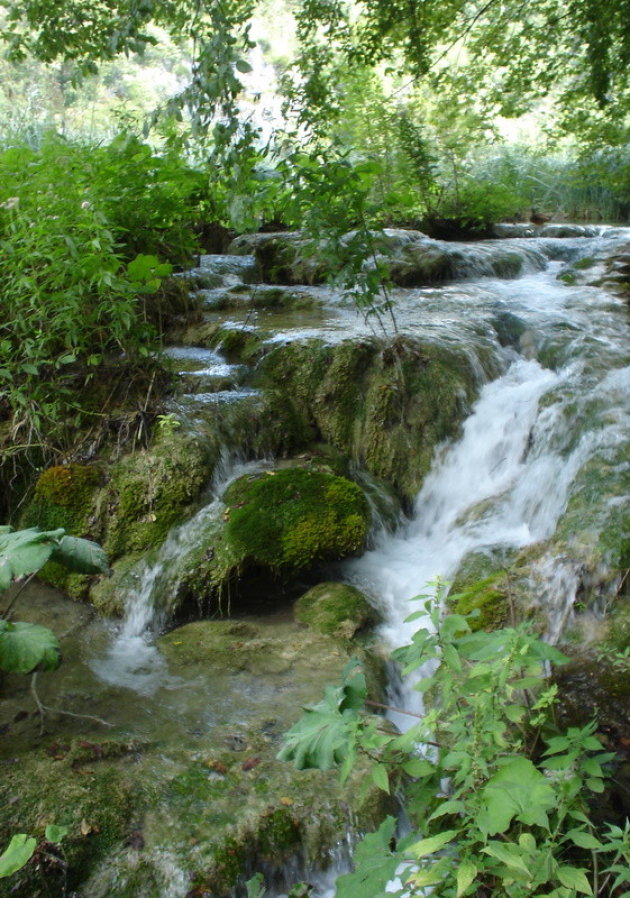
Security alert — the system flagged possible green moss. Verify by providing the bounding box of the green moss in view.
[224,469,370,571]
[210,326,266,363]
[0,752,142,898]
[448,548,516,631]
[294,582,379,638]
[255,807,301,860]
[448,575,508,631]
[104,431,215,560]
[573,256,596,270]
[20,464,102,596]
[21,464,100,535]
[254,336,481,504]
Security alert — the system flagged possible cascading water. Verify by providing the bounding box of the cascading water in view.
[16,229,625,898]
[344,232,630,720]
[90,453,271,694]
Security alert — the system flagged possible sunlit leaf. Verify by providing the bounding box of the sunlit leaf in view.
[0,834,36,878]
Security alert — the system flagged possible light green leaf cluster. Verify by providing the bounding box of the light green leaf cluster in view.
[0,525,109,675]
[278,583,630,898]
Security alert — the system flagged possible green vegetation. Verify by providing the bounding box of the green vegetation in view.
[224,468,370,571]
[0,525,109,675]
[279,588,630,898]
[0,133,207,476]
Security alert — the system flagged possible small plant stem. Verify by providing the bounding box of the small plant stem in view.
[364,699,441,747]
[1,572,37,620]
[31,672,113,735]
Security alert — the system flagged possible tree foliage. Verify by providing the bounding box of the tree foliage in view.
[1,0,628,136]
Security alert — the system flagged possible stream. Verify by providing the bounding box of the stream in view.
[2,225,629,897]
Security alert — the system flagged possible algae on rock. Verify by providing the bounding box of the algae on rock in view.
[294,581,380,639]
[223,468,370,571]
[255,336,481,504]
[102,430,217,561]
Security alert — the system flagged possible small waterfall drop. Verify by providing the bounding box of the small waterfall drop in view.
[90,453,270,694]
[345,233,630,713]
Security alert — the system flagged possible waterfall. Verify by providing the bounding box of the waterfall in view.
[90,453,271,694]
[344,232,630,713]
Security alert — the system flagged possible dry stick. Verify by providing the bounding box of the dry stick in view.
[364,699,441,748]
[31,672,113,735]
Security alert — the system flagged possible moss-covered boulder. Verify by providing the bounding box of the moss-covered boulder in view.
[294,581,380,638]
[254,336,483,503]
[102,430,217,561]
[0,742,146,898]
[447,548,517,631]
[229,232,327,285]
[98,464,371,620]
[223,468,370,571]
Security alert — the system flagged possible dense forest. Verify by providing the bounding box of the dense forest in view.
[0,2,629,897]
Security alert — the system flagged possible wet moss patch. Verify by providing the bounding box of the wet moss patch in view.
[224,468,370,572]
[294,581,380,638]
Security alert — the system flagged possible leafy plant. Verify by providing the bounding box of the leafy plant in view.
[0,525,109,675]
[0,825,68,880]
[279,584,630,898]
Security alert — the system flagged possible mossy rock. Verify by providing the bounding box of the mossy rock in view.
[0,746,145,898]
[102,430,216,561]
[209,325,267,363]
[294,581,380,638]
[89,551,145,617]
[254,335,482,504]
[20,464,102,597]
[223,468,370,571]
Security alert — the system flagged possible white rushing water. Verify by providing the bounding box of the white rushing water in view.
[344,232,630,718]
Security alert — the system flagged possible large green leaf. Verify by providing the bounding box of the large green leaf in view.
[0,527,110,591]
[0,527,64,590]
[336,818,400,898]
[50,535,110,576]
[0,620,61,674]
[477,756,556,836]
[0,834,36,878]
[277,661,366,770]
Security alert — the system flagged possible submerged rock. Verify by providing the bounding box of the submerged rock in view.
[448,547,518,631]
[0,601,390,898]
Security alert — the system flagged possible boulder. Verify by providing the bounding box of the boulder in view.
[294,581,380,638]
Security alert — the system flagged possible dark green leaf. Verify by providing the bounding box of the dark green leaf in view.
[50,536,110,576]
[336,818,399,898]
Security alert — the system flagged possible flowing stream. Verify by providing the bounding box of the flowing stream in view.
[3,226,629,898]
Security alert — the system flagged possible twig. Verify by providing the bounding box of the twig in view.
[31,673,113,735]
[364,699,440,747]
